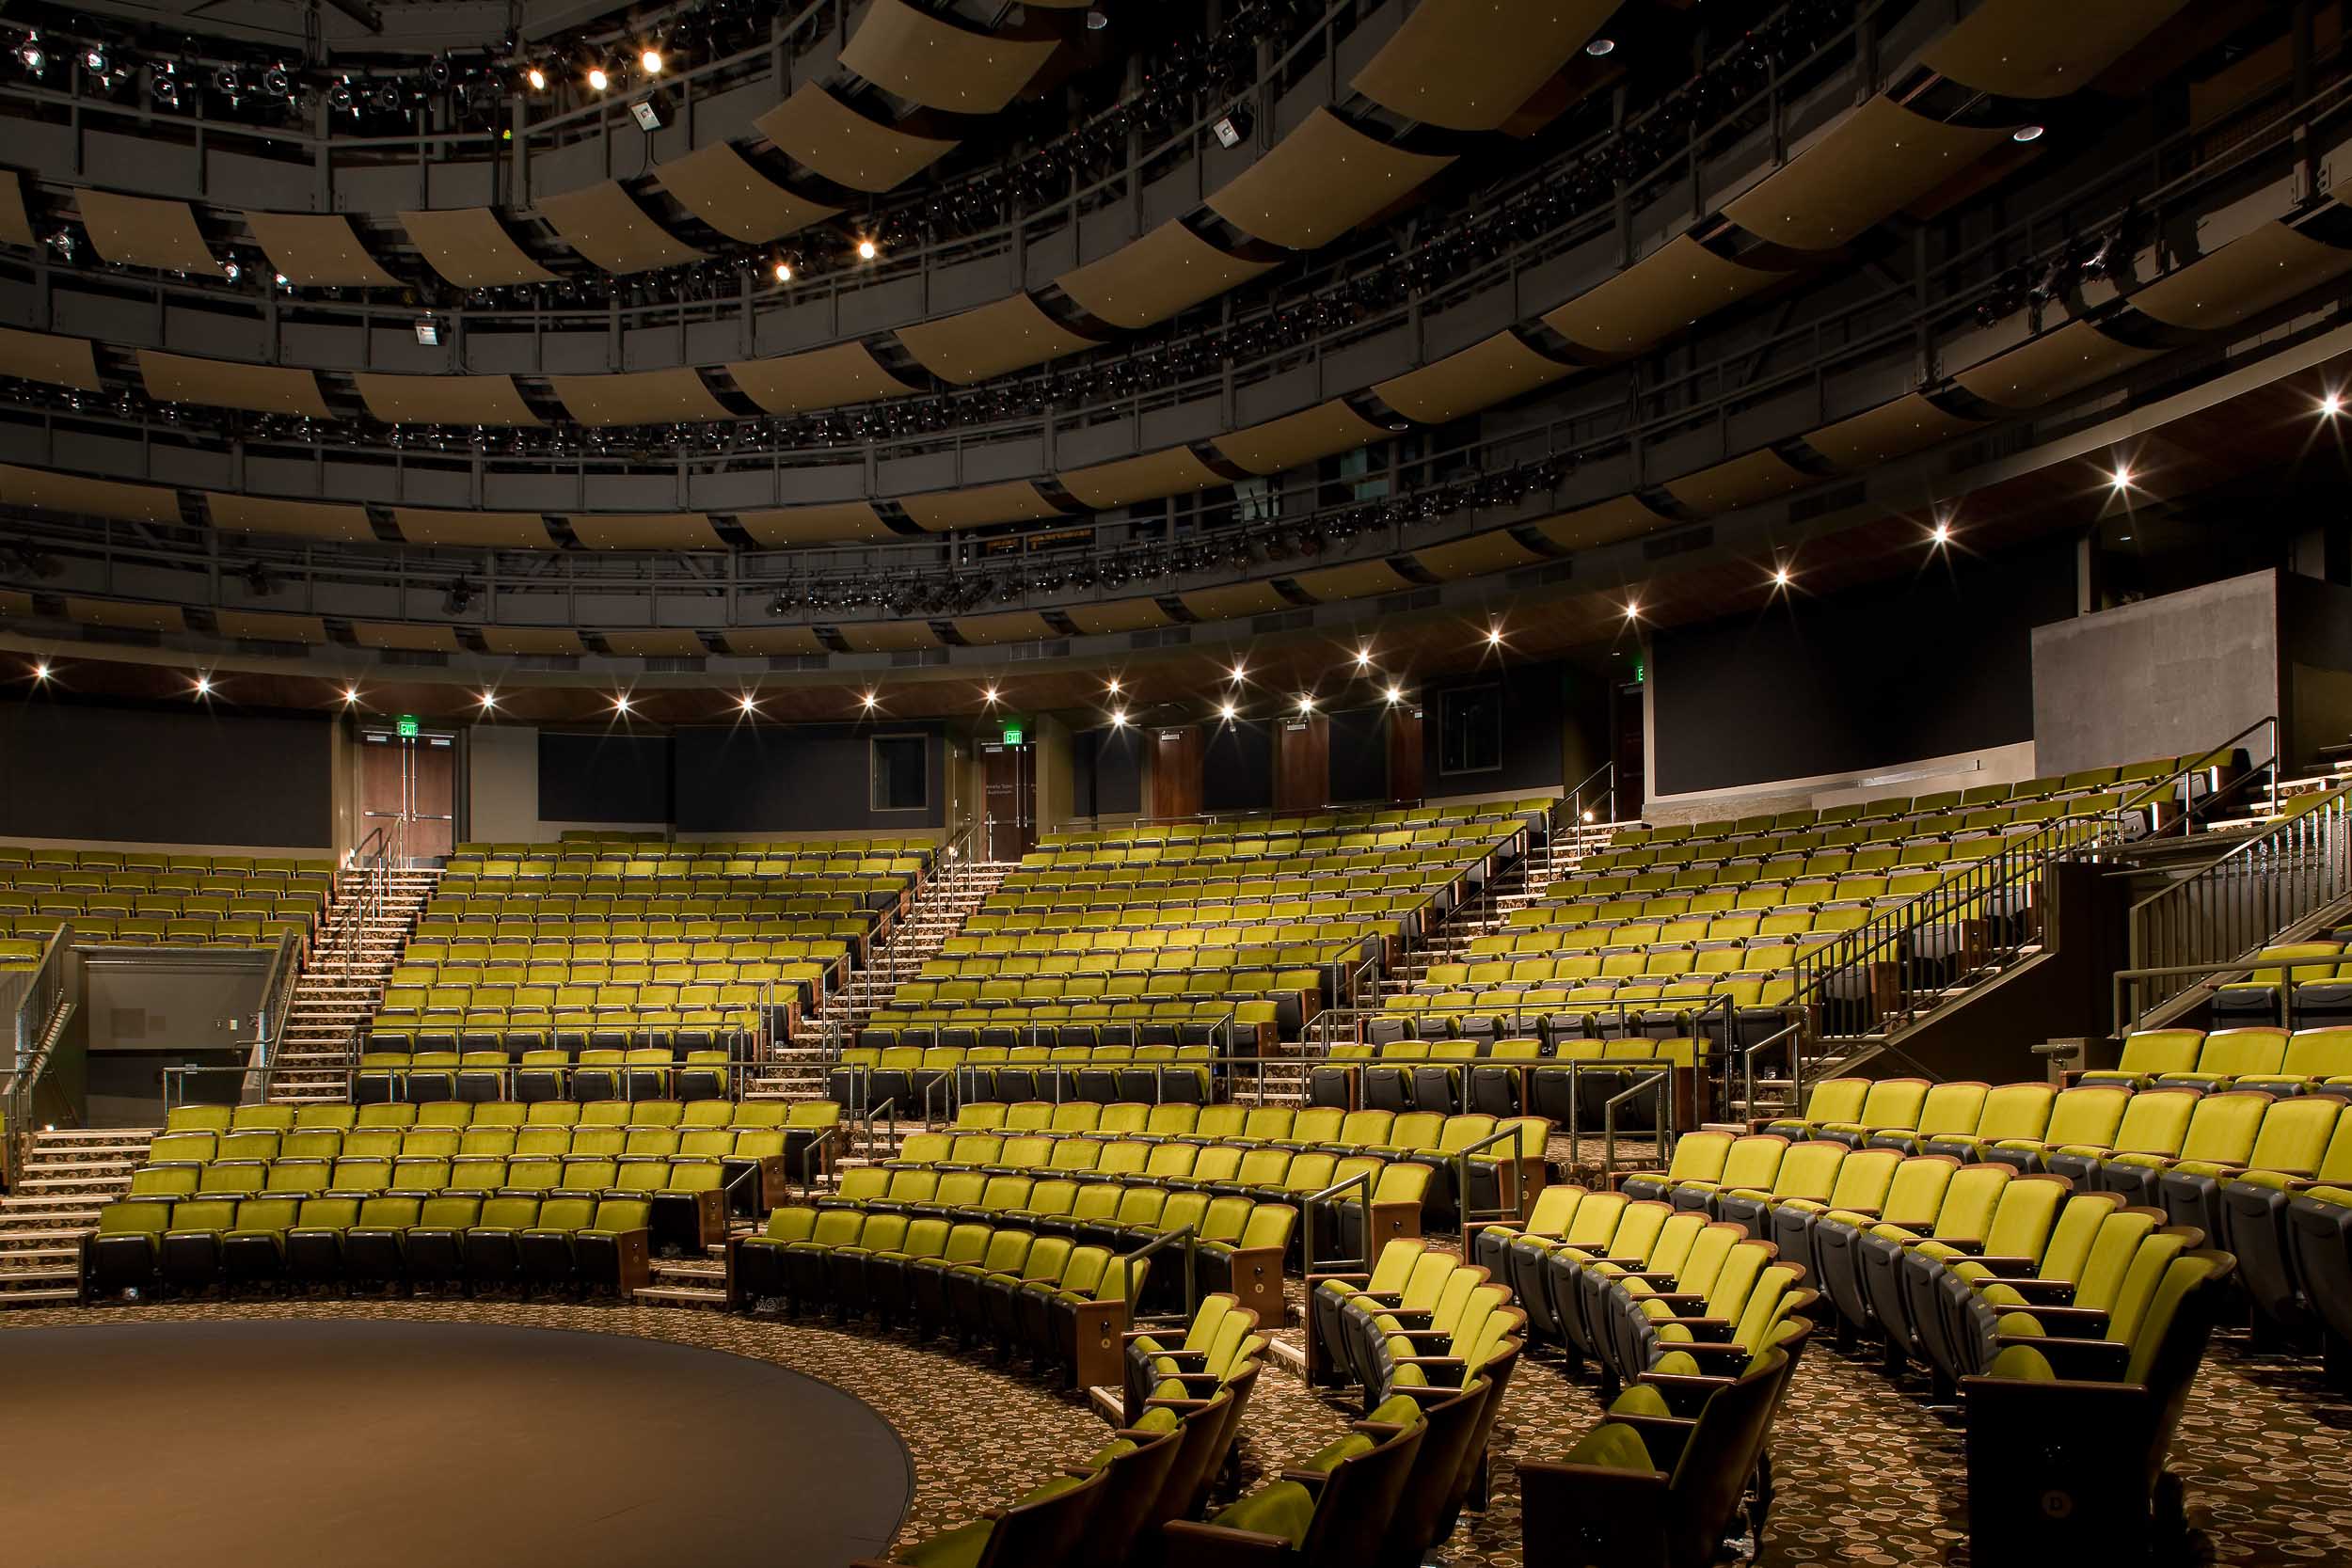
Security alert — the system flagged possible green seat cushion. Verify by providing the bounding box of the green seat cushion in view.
[1296,1432,1376,1475]
[1131,1405,1182,1434]
[1652,1348,1703,1378]
[1366,1393,1425,1428]
[1609,1382,1674,1418]
[1213,1480,1318,1545]
[898,1519,995,1568]
[1561,1419,1656,1473]
[1082,1437,1137,1471]
[1985,1342,2058,1383]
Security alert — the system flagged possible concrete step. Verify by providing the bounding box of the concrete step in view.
[631,1284,728,1307]
[0,1287,84,1307]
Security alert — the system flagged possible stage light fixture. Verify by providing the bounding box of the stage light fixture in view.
[1585,38,1615,56]
[1930,520,1951,546]
[415,317,440,346]
[525,64,548,91]
[586,64,610,92]
[856,237,879,261]
[2012,124,2044,144]
[640,47,664,74]
[772,260,792,282]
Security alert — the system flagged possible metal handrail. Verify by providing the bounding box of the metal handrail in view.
[1452,1123,1536,1237]
[1600,1071,1677,1182]
[1737,1017,1808,1125]
[1299,1169,1377,1278]
[1565,762,1619,830]
[2117,717,2276,836]
[2116,779,2352,1031]
[1118,1225,1200,1332]
[4,923,77,1190]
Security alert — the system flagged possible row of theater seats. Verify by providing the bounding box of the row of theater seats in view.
[83,1193,661,1298]
[354,1045,740,1102]
[158,1097,833,1136]
[831,1042,1228,1110]
[0,847,333,953]
[1480,1146,2236,1557]
[850,1006,1277,1063]
[1025,800,1545,860]
[2074,1025,2352,1090]
[2205,944,2352,1025]
[852,1296,1266,1568]
[898,1099,1549,1229]
[1311,1035,1708,1124]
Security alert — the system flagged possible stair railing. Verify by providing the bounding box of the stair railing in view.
[1118,1225,1199,1330]
[3,924,79,1191]
[1565,760,1618,831]
[245,927,303,1101]
[2114,778,2352,1031]
[2116,716,2279,838]
[1600,1070,1676,1181]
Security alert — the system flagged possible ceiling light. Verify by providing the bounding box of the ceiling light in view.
[2012,124,2044,144]
[639,47,663,74]
[341,686,359,705]
[981,684,1000,705]
[1105,676,1122,696]
[1109,707,1129,728]
[1383,685,1404,705]
[2324,392,2344,419]
[1623,600,1641,622]
[193,673,213,698]
[860,690,878,710]
[586,65,610,92]
[2109,465,2134,492]
[525,65,548,91]
[1229,661,1247,683]
[1772,565,1792,588]
[479,689,499,710]
[1296,694,1315,715]
[1484,626,1504,647]
[1584,38,1615,56]
[1217,701,1238,721]
[31,660,50,681]
[612,693,632,714]
[772,260,792,283]
[414,317,440,346]
[856,238,879,261]
[1352,645,1373,670]
[1930,520,1951,546]
[738,693,759,715]
[1581,809,1597,824]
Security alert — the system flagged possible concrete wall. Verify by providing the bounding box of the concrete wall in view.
[2031,571,2281,776]
[1641,740,2042,825]
[464,723,668,843]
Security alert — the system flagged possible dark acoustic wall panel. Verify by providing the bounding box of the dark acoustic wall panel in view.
[0,703,331,846]
[1421,660,1570,797]
[1327,705,1390,803]
[1074,726,1143,817]
[671,724,946,832]
[538,732,675,823]
[1650,537,2075,796]
[1202,721,1273,812]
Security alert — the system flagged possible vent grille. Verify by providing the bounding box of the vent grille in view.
[642,656,707,674]
[1642,526,1714,561]
[768,654,830,672]
[889,648,950,668]
[513,655,581,673]
[1787,483,1866,524]
[1249,609,1314,633]
[378,648,450,668]
[1130,626,1193,649]
[1505,561,1575,589]
[1375,588,1442,613]
[1002,639,1074,661]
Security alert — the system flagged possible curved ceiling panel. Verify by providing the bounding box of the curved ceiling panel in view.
[1663,450,1812,515]
[1918,0,2195,99]
[400,207,560,287]
[69,595,183,633]
[1373,331,1570,422]
[1413,531,1543,578]
[389,509,556,548]
[1349,0,1617,132]
[138,351,330,419]
[653,143,841,245]
[0,326,103,391]
[0,463,182,524]
[77,190,219,275]
[205,494,375,543]
[728,342,922,414]
[1065,598,1171,634]
[538,182,706,275]
[566,513,725,549]
[1213,401,1391,475]
[1530,495,1670,550]
[755,86,959,194]
[1059,447,1227,510]
[953,610,1058,644]
[1802,394,1982,470]
[215,609,326,643]
[245,212,400,288]
[839,0,1060,114]
[1952,320,2163,410]
[483,626,587,656]
[603,629,708,657]
[2129,221,2352,331]
[720,626,828,656]
[353,372,544,426]
[735,501,893,546]
[1181,581,1287,621]
[837,620,938,651]
[353,621,460,652]
[1293,560,1410,601]
[895,293,1104,384]
[1720,99,2011,252]
[1054,221,1279,330]
[898,480,1064,530]
[1542,236,1784,353]
[548,368,729,425]
[1204,110,1457,249]
[0,172,34,247]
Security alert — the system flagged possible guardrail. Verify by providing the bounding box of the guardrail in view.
[3,924,80,1190]
[2116,780,2352,1032]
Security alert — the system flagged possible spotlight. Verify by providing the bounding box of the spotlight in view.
[856,237,879,261]
[262,64,292,96]
[525,65,548,91]
[772,260,792,283]
[479,689,499,710]
[1296,694,1315,715]
[586,65,610,92]
[738,692,759,714]
[1109,707,1129,728]
[860,690,878,710]
[2324,392,2344,420]
[2108,465,2134,492]
[612,693,632,714]
[1581,809,1597,824]
[1217,701,1238,721]
[639,47,664,74]
[415,317,441,346]
[151,70,179,107]
[81,47,105,75]
[1585,38,1616,56]
[18,38,43,73]
[221,257,242,284]
[342,686,359,706]
[1383,685,1404,705]
[2012,124,2045,144]
[193,673,213,698]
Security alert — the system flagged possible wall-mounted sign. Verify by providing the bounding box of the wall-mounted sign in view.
[1001,724,1025,745]
[395,714,420,738]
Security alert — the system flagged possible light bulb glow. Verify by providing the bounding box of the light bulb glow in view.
[1930,521,1951,546]
[342,686,359,705]
[1623,601,1641,622]
[1217,702,1238,721]
[525,65,548,91]
[639,48,663,74]
[773,261,792,283]
[479,689,499,710]
[1485,626,1504,647]
[31,661,49,681]
[1352,646,1372,669]
[1296,694,1315,715]
[1109,708,1128,728]
[586,66,609,91]
[1105,677,1122,696]
[2324,391,2344,419]
[738,693,759,714]
[860,690,878,709]
[2109,465,2134,491]
[856,238,879,261]
[1229,661,1247,683]
[981,685,1000,705]
[1383,685,1404,705]
[193,674,213,697]
[1772,566,1791,588]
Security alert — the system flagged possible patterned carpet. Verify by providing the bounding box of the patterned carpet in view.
[6,1298,2349,1564]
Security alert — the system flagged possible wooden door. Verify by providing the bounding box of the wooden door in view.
[358,729,458,863]
[1149,726,1204,819]
[982,743,1036,862]
[1387,706,1424,802]
[1273,715,1330,812]
[1613,682,1646,821]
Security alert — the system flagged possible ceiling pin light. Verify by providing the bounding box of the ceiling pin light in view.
[193,673,214,698]
[342,686,359,706]
[772,260,792,283]
[1109,707,1129,729]
[1105,676,1122,696]
[1584,38,1615,56]
[1352,645,1373,670]
[586,64,610,92]
[981,684,1001,705]
[1484,625,1505,647]
[524,64,548,91]
[1383,684,1405,705]
[2012,124,2045,144]
[2108,464,2134,492]
[32,660,51,681]
[2323,391,2344,419]
[1772,564,1792,588]
[860,690,879,710]
[613,693,634,715]
[479,689,500,711]
[856,237,880,261]
[1296,694,1316,715]
[1229,661,1248,683]
[738,692,759,715]
[1217,701,1238,721]
[1623,600,1641,622]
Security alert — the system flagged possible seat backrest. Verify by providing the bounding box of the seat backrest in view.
[2108,1087,2199,1156]
[2175,1090,2271,1164]
[1665,1130,1732,1183]
[2042,1085,2131,1148]
[2244,1094,2344,1175]
[1801,1077,1869,1124]
[2195,1027,2287,1078]
[2117,1029,2204,1075]
[1767,1139,1845,1203]
[1716,1135,1787,1191]
[1982,1174,2071,1262]
[2101,1231,2193,1347]
[1971,1082,2058,1143]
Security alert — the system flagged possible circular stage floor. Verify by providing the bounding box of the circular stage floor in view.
[0,1318,913,1568]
